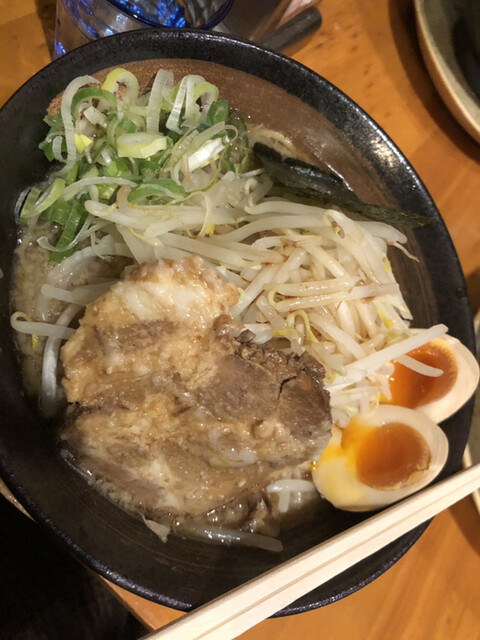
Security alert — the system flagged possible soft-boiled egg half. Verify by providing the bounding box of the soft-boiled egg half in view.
[386,334,479,424]
[312,404,449,512]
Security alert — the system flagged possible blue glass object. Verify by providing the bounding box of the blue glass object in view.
[108,0,188,28]
[54,0,234,58]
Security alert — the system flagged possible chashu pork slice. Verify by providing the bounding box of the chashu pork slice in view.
[60,257,331,517]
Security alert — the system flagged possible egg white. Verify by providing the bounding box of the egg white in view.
[416,335,479,424]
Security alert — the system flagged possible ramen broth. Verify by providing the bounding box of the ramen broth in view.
[11,61,452,550]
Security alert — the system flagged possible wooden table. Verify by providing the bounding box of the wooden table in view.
[1,1,479,638]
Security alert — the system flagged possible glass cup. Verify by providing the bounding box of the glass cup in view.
[54,0,234,58]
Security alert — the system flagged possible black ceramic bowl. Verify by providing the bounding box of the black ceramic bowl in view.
[0,29,475,614]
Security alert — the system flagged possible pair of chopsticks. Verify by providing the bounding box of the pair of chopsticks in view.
[218,0,322,52]
[142,462,480,640]
[261,6,322,52]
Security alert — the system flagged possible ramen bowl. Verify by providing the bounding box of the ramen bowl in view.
[0,29,475,614]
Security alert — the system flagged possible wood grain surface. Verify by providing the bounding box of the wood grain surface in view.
[0,1,479,639]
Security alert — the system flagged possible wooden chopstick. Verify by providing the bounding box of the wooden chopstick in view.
[143,462,480,640]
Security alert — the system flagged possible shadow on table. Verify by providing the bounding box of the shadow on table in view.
[450,494,480,557]
[0,496,147,640]
[36,0,56,58]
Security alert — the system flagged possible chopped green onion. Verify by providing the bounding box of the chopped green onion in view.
[102,67,139,104]
[71,87,117,117]
[188,138,225,172]
[118,116,138,134]
[165,76,190,133]
[60,74,99,172]
[49,203,88,263]
[19,186,42,223]
[105,160,119,177]
[146,70,174,134]
[23,69,259,270]
[117,132,168,159]
[222,110,249,172]
[128,178,187,204]
[74,134,93,153]
[205,100,229,127]
[193,81,219,119]
[38,139,56,162]
[83,105,108,128]
[41,197,72,225]
[65,163,79,186]
[53,136,68,163]
[20,178,66,220]
[44,113,63,129]
[107,114,122,145]
[97,183,117,201]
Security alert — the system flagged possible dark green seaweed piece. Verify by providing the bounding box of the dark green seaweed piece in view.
[253,143,432,228]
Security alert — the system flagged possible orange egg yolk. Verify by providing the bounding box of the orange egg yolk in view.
[387,340,457,409]
[341,421,431,490]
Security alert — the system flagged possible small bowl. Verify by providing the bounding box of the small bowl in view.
[414,0,480,144]
[0,29,475,614]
